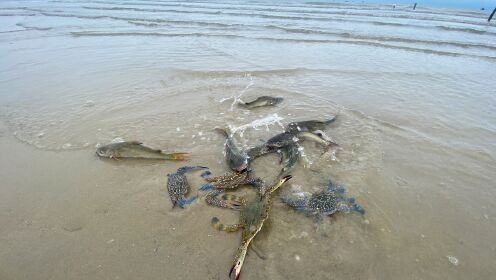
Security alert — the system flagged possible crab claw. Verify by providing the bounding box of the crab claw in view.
[229,262,242,280]
[281,175,292,183]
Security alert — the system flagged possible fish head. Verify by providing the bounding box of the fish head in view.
[96,146,114,158]
[311,130,340,152]
[299,130,329,146]
[312,130,332,141]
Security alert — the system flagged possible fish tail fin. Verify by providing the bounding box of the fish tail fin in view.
[214,127,228,137]
[211,217,242,232]
[165,152,190,161]
[247,145,264,159]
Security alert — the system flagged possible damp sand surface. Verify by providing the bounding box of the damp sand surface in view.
[1,0,496,279]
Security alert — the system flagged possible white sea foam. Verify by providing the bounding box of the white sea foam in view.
[447,255,459,266]
[219,74,254,111]
[229,113,285,137]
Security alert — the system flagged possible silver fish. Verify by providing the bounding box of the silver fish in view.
[96,141,188,160]
[239,96,283,109]
[286,116,337,133]
[298,131,334,146]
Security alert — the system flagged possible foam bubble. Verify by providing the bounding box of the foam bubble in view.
[447,255,459,266]
[229,113,285,137]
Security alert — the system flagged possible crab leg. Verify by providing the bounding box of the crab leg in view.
[221,193,246,206]
[176,165,208,175]
[206,190,245,210]
[211,217,243,232]
[176,196,198,208]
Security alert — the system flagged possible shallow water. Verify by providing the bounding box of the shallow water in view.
[0,0,495,279]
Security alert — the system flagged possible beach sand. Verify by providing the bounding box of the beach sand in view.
[1,0,495,279]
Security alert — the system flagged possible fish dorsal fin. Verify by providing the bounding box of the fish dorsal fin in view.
[128,140,143,145]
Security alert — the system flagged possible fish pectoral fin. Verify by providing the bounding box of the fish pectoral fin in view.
[128,140,143,145]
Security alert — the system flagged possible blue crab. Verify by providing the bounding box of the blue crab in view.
[281,179,364,225]
[199,169,267,210]
[211,175,292,280]
[166,166,209,208]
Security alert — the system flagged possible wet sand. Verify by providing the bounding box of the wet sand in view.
[1,114,495,279]
[1,0,496,279]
